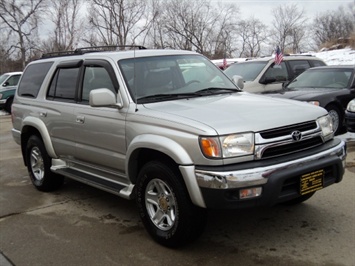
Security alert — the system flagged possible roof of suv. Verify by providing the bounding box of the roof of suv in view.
[244,55,323,63]
[38,48,199,62]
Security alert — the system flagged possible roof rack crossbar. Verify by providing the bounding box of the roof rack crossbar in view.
[41,45,147,59]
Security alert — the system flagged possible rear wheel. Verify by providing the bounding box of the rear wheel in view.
[136,161,207,247]
[26,135,64,191]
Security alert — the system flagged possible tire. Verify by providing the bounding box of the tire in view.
[26,135,64,192]
[326,104,342,135]
[5,97,13,114]
[282,192,315,205]
[136,161,207,248]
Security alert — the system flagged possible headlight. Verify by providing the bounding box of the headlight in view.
[308,101,320,106]
[317,115,333,141]
[347,100,355,112]
[199,133,254,158]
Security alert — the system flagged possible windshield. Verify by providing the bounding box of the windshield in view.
[288,68,353,89]
[0,74,9,85]
[118,55,237,103]
[224,61,268,81]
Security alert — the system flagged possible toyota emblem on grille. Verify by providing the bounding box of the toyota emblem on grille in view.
[291,130,302,141]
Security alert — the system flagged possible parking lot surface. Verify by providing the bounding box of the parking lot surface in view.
[1,115,354,266]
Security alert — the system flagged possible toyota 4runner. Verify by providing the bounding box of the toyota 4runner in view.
[11,46,346,247]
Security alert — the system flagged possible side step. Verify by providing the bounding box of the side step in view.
[53,167,135,200]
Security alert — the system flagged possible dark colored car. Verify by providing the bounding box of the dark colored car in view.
[345,99,355,132]
[265,66,355,135]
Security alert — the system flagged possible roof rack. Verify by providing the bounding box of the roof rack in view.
[41,45,147,59]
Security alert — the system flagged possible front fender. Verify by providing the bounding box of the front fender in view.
[126,134,194,168]
[22,116,58,159]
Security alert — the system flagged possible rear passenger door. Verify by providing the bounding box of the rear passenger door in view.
[73,60,127,176]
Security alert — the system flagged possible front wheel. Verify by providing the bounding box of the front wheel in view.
[26,135,64,191]
[326,105,342,135]
[136,161,207,247]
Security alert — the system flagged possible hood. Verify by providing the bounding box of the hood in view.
[142,92,327,135]
[267,87,339,101]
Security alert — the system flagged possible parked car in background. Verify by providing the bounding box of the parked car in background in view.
[224,55,326,93]
[345,99,355,133]
[265,66,355,135]
[0,71,22,113]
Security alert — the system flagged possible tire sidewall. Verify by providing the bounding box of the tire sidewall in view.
[136,162,181,242]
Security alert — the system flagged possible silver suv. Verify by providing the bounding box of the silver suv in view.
[224,55,326,93]
[11,46,346,247]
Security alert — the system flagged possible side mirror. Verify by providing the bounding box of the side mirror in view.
[260,77,276,85]
[89,88,122,109]
[3,81,9,87]
[282,81,290,88]
[232,75,244,90]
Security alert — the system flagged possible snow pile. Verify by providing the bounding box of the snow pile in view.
[311,48,355,65]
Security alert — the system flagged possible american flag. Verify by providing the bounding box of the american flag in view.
[274,46,283,65]
[223,57,227,69]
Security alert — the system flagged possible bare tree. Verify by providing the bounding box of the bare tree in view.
[0,0,46,69]
[43,0,84,52]
[85,0,151,46]
[237,18,268,57]
[270,4,307,53]
[313,6,354,48]
[155,0,238,57]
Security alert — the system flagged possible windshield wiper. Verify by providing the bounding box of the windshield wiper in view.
[194,87,241,94]
[137,93,200,103]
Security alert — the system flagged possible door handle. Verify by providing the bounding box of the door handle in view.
[76,116,85,123]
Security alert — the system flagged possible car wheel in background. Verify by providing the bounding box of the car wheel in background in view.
[326,104,342,135]
[5,97,13,114]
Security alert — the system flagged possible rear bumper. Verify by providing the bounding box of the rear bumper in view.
[195,139,346,209]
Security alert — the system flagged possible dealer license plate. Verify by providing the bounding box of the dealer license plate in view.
[300,169,324,195]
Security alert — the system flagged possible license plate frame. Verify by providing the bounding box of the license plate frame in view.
[300,169,324,195]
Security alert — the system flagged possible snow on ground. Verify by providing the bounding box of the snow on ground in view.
[308,47,355,65]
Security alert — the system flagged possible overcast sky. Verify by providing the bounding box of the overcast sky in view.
[212,0,353,25]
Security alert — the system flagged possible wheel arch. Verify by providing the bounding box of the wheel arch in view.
[21,117,58,166]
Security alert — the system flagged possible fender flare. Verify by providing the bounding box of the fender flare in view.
[22,116,58,159]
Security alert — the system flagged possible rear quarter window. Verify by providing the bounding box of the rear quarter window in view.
[17,62,53,98]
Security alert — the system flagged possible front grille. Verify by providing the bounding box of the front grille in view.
[260,121,317,139]
[261,137,323,159]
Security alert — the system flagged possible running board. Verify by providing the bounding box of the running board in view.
[53,167,135,200]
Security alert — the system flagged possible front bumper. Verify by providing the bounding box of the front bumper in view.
[195,139,346,209]
[345,110,355,133]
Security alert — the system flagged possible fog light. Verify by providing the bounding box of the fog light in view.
[239,187,262,199]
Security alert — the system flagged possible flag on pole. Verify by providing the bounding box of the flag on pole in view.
[274,46,283,65]
[223,58,227,69]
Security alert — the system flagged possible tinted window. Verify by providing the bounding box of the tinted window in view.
[288,60,311,77]
[82,66,115,102]
[224,61,268,81]
[263,62,288,82]
[47,68,79,101]
[18,62,53,97]
[310,60,326,67]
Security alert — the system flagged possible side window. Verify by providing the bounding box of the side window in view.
[310,60,326,67]
[82,66,115,102]
[18,62,53,98]
[288,60,311,78]
[264,62,288,82]
[6,75,21,86]
[47,68,79,102]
